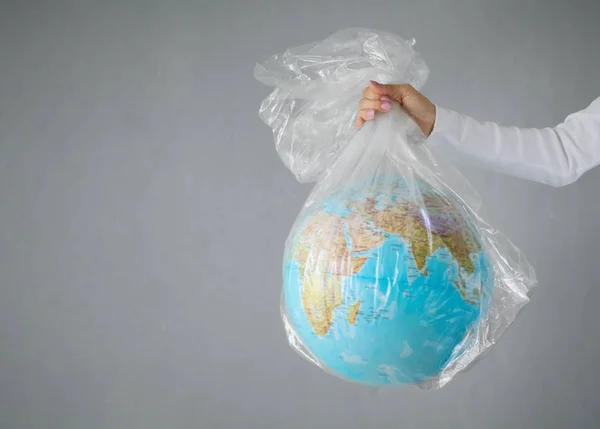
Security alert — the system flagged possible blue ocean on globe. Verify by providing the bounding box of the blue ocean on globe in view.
[282,178,494,386]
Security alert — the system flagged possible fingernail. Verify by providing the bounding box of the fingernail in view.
[381,96,391,102]
[367,109,375,117]
[381,102,392,111]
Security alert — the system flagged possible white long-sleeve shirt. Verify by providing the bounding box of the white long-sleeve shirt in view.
[427,97,600,187]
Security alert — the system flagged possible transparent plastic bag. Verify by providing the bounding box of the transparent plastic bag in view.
[254,28,537,389]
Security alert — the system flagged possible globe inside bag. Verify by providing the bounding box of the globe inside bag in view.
[255,28,537,389]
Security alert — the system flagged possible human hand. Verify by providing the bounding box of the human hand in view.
[355,81,437,137]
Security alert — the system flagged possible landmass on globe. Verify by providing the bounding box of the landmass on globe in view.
[348,300,361,325]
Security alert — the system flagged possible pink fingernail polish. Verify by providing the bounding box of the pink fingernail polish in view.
[381,96,392,102]
[367,109,375,117]
[381,102,392,111]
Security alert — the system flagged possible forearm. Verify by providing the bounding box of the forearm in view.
[428,98,600,187]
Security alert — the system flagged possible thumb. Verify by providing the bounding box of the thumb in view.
[369,81,411,102]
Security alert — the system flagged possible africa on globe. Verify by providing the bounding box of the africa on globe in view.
[282,177,494,386]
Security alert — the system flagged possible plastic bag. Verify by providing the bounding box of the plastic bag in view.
[254,28,537,389]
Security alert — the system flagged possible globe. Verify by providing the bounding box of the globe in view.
[282,176,494,386]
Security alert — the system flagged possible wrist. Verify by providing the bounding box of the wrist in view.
[417,105,436,137]
[424,105,436,137]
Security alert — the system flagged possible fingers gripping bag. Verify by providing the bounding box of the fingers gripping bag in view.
[254,28,537,389]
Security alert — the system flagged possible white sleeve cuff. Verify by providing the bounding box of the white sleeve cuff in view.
[429,105,463,141]
[424,105,465,152]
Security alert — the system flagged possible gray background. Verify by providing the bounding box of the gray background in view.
[0,0,599,428]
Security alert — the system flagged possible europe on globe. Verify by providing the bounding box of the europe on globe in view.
[282,177,494,386]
